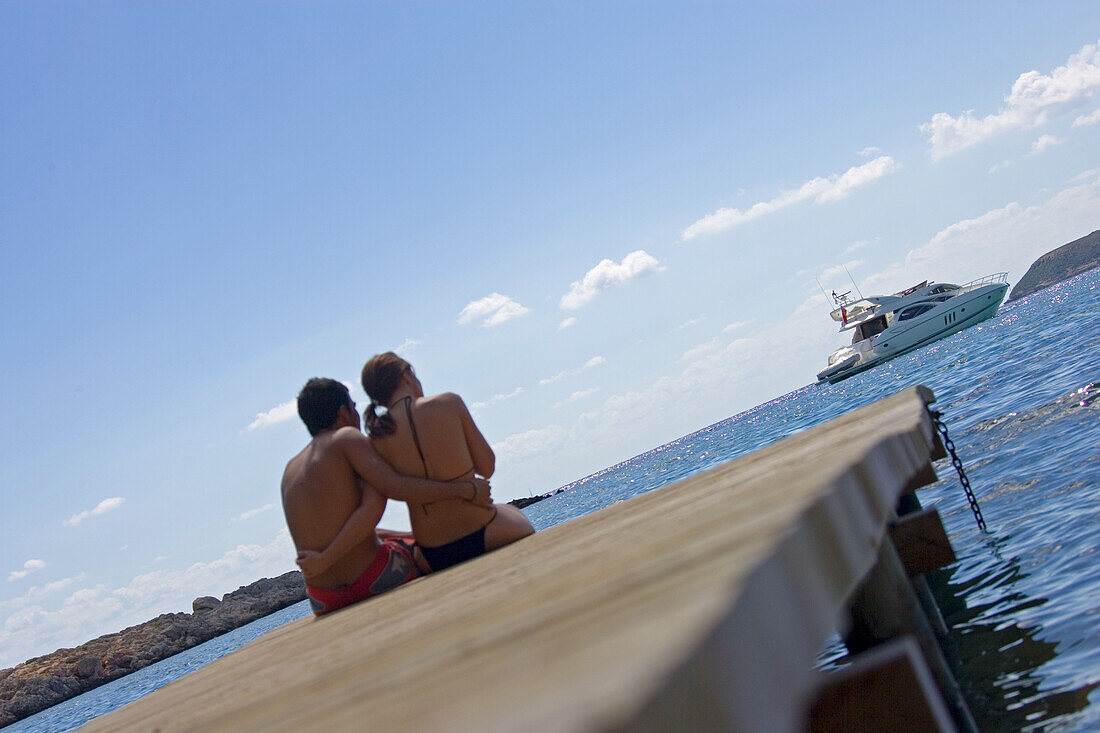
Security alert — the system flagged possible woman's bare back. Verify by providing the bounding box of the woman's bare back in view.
[371,392,496,548]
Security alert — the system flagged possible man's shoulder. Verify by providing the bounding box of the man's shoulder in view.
[281,444,310,485]
[330,426,375,452]
[331,425,369,440]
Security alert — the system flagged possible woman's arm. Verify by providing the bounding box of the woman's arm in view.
[337,428,489,504]
[296,485,387,577]
[450,393,495,478]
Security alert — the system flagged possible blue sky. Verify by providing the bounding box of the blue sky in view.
[2,2,1099,667]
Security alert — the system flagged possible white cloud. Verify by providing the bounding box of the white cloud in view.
[233,504,275,522]
[0,574,85,614]
[559,250,663,310]
[681,157,900,240]
[390,337,422,355]
[457,293,530,327]
[0,531,296,668]
[8,559,46,582]
[817,260,865,289]
[491,300,840,492]
[554,388,600,409]
[246,399,297,431]
[538,371,566,386]
[558,317,577,330]
[1072,107,1100,127]
[676,315,706,330]
[64,497,125,527]
[842,240,870,256]
[921,38,1100,160]
[858,146,883,157]
[492,425,570,465]
[538,355,605,386]
[722,321,751,333]
[679,337,722,363]
[989,160,1013,174]
[470,386,524,411]
[1031,134,1064,154]
[860,169,1100,297]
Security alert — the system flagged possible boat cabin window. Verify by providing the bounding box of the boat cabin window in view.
[928,285,954,295]
[853,316,888,342]
[896,303,936,321]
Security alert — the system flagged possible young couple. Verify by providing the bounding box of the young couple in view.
[280,352,535,616]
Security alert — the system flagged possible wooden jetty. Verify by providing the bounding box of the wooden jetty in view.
[85,386,971,732]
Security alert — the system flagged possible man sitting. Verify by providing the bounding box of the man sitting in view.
[281,378,490,615]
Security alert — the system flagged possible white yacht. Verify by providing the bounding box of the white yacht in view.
[816,273,1009,383]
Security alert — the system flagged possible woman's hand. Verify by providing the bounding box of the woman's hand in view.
[296,550,328,577]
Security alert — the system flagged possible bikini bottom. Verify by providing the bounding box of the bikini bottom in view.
[419,511,496,571]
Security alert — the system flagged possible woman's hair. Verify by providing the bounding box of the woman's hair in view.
[361,352,412,437]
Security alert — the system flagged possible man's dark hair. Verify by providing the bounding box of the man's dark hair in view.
[297,378,352,436]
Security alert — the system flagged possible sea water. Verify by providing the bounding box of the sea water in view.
[10,270,1099,732]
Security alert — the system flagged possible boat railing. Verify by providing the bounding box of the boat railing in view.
[956,272,1008,295]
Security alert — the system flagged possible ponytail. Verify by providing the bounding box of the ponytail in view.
[361,352,412,437]
[364,401,397,438]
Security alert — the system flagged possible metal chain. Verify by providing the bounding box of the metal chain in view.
[929,408,987,533]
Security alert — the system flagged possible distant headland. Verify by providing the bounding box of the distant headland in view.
[1009,230,1100,301]
[0,571,308,726]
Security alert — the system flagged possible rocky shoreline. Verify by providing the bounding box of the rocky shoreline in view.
[508,488,565,509]
[0,493,562,728]
[0,571,308,728]
[1008,229,1100,301]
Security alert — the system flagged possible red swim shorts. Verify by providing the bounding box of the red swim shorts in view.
[305,539,420,616]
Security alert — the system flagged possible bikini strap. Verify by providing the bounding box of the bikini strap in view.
[401,396,430,478]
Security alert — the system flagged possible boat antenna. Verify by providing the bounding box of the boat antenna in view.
[844,266,864,300]
[815,278,832,304]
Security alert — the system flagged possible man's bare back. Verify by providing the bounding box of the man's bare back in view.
[281,425,388,589]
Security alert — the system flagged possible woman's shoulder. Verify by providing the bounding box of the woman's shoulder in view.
[421,391,466,408]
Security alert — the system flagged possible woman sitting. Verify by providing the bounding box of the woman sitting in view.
[299,352,534,576]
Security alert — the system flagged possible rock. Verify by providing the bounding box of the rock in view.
[249,578,277,596]
[509,488,566,509]
[8,693,52,718]
[143,644,166,661]
[105,652,134,670]
[74,656,102,679]
[162,622,188,641]
[1009,230,1100,301]
[193,596,221,612]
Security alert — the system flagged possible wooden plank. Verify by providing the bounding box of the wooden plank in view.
[85,387,942,733]
[809,637,956,733]
[902,462,939,495]
[844,537,976,732]
[889,507,956,576]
